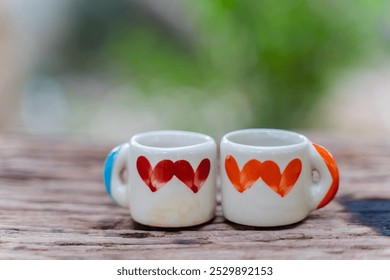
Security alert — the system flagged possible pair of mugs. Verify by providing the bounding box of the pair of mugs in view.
[103,129,339,227]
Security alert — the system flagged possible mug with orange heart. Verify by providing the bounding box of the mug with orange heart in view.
[103,130,217,227]
[221,129,339,227]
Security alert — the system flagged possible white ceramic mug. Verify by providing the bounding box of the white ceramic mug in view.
[103,130,217,227]
[220,129,339,227]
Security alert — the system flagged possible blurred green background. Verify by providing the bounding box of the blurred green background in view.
[0,0,389,139]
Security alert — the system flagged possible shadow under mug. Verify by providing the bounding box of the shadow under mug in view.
[103,130,217,227]
[220,129,339,227]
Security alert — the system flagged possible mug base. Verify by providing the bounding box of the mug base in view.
[223,216,308,228]
[131,215,215,229]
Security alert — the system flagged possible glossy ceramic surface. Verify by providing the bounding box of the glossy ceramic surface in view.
[104,130,217,227]
[220,129,339,227]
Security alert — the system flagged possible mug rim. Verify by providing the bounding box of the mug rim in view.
[222,128,309,149]
[131,130,215,151]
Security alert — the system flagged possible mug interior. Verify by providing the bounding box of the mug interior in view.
[133,131,211,149]
[225,129,307,147]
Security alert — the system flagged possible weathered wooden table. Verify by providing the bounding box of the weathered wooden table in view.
[0,133,389,259]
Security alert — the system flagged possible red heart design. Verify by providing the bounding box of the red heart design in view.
[261,158,302,197]
[174,159,211,193]
[225,155,263,193]
[136,156,175,192]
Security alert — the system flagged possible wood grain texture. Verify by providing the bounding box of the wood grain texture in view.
[0,134,389,259]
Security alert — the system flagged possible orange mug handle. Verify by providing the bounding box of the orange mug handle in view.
[309,143,340,210]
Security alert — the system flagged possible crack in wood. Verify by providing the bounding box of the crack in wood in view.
[118,232,154,239]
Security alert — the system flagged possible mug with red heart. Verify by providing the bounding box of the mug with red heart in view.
[103,130,217,227]
[221,129,339,227]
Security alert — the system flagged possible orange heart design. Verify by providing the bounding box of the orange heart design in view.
[225,155,262,193]
[261,158,302,197]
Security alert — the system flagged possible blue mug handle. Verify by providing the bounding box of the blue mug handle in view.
[103,143,129,207]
